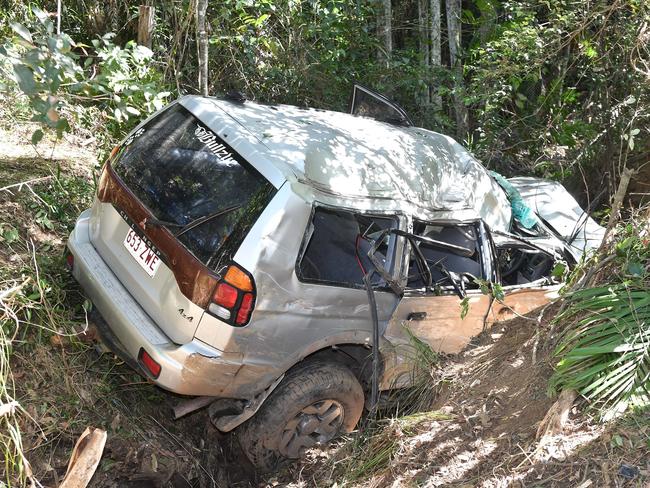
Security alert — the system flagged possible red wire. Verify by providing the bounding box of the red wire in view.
[355,234,367,275]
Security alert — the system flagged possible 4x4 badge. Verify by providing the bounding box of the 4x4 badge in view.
[178,308,194,322]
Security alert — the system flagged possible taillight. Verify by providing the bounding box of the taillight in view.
[138,348,161,378]
[236,293,254,325]
[207,263,256,327]
[214,283,238,308]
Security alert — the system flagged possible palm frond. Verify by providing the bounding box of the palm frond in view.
[551,284,650,418]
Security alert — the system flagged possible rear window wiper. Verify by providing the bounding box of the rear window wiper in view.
[175,204,242,237]
[143,205,243,236]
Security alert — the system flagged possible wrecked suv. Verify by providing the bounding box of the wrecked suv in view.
[67,85,604,470]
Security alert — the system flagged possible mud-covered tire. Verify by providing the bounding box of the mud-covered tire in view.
[237,361,364,472]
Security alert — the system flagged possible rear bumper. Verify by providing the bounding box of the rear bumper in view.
[67,209,243,397]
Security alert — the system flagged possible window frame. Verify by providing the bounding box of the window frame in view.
[295,204,404,291]
[348,83,414,127]
[403,218,495,295]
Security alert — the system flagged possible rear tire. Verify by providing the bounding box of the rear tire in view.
[237,361,364,472]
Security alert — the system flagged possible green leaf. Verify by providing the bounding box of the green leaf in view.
[552,262,567,279]
[31,129,44,145]
[460,297,470,319]
[10,22,32,43]
[1,226,19,244]
[13,64,37,95]
[32,6,49,22]
[492,283,505,301]
[627,261,644,277]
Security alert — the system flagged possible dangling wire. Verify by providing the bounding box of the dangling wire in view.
[355,233,381,416]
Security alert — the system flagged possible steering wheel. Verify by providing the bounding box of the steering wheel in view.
[498,248,527,279]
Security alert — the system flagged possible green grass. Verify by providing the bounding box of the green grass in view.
[331,410,456,482]
[321,331,449,484]
[0,156,97,485]
[383,325,443,417]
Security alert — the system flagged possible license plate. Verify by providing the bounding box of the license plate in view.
[123,228,162,277]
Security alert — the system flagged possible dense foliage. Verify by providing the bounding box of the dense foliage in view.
[551,217,650,419]
[1,4,171,143]
[1,0,648,199]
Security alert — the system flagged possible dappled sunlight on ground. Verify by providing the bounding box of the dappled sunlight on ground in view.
[283,303,649,487]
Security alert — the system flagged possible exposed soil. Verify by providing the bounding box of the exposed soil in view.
[280,304,649,487]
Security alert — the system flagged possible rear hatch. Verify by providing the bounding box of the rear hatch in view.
[91,102,274,344]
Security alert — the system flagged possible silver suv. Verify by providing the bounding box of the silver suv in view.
[67,86,604,470]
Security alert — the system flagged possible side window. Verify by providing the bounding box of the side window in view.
[406,221,483,290]
[297,207,397,288]
[496,244,556,286]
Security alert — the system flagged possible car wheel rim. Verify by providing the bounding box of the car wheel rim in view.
[278,399,345,458]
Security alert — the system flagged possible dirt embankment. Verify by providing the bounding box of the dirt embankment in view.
[0,130,256,487]
[282,304,648,487]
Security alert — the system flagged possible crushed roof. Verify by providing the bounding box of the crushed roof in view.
[198,97,511,230]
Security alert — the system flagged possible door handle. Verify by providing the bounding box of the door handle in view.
[407,311,427,321]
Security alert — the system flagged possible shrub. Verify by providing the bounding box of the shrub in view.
[0,6,172,144]
[551,219,650,419]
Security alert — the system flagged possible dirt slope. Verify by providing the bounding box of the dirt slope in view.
[280,305,648,487]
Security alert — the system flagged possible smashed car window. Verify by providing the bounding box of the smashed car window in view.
[406,221,483,290]
[112,104,275,269]
[298,207,397,288]
[497,245,555,286]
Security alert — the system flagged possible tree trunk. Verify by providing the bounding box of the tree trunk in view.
[137,5,155,49]
[380,0,392,63]
[430,0,441,110]
[446,0,468,140]
[418,0,430,105]
[56,0,62,35]
[196,0,209,96]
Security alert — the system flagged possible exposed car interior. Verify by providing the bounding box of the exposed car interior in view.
[496,245,556,286]
[406,221,482,291]
[298,207,396,287]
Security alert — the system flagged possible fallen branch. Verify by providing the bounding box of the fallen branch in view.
[0,176,53,193]
[59,427,107,488]
[536,389,577,440]
[599,167,635,251]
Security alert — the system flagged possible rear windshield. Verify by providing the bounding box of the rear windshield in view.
[112,103,275,269]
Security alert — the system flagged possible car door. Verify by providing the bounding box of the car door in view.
[349,84,413,126]
[381,219,494,389]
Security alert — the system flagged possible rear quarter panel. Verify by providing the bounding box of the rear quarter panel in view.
[194,185,400,398]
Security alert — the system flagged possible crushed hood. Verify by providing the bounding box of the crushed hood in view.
[508,177,605,259]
